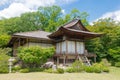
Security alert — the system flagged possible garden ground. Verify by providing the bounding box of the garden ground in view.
[0,67,120,80]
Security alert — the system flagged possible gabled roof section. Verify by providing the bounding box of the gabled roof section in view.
[62,19,89,31]
[48,19,103,39]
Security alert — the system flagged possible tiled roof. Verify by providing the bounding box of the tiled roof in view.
[13,30,51,39]
[62,19,78,28]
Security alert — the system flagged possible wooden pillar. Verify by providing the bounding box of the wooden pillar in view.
[60,42,62,54]
[75,41,78,61]
[26,38,29,47]
[57,57,59,66]
[94,57,96,63]
[83,42,85,54]
[66,56,68,65]
[18,38,20,47]
[63,40,68,66]
[63,54,66,66]
[66,40,68,54]
[75,41,77,54]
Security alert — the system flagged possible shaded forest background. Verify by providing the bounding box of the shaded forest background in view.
[0,6,120,65]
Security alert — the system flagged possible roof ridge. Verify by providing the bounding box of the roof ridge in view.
[62,19,79,27]
[14,30,51,35]
[56,19,79,30]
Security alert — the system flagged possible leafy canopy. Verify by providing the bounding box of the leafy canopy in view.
[86,18,120,63]
[18,46,55,68]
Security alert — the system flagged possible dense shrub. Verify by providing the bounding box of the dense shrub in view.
[18,46,55,68]
[100,60,110,72]
[65,60,109,73]
[29,68,44,72]
[86,18,120,64]
[93,66,101,73]
[109,47,120,64]
[93,63,109,73]
[0,34,10,47]
[44,68,64,74]
[57,68,64,74]
[66,68,76,73]
[0,53,10,73]
[44,68,57,73]
[0,65,9,73]
[115,62,120,67]
[101,59,111,67]
[19,68,29,73]
[0,48,12,55]
[71,60,84,72]
[102,67,109,72]
[44,68,52,73]
[84,66,94,73]
[12,65,21,72]
[65,60,85,73]
[84,63,109,73]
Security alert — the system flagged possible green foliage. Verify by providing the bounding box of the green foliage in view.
[0,48,12,54]
[84,62,109,73]
[66,60,109,73]
[19,68,29,73]
[29,68,44,72]
[44,68,64,74]
[102,67,109,72]
[100,59,111,67]
[65,60,84,73]
[0,34,10,47]
[0,66,9,73]
[57,68,64,74]
[0,53,10,73]
[44,68,53,73]
[2,17,22,34]
[93,62,110,73]
[109,47,120,62]
[84,66,95,73]
[71,60,84,72]
[70,8,89,26]
[18,46,55,68]
[0,5,89,34]
[66,68,76,73]
[44,68,57,73]
[86,18,120,63]
[12,65,21,72]
[115,62,120,67]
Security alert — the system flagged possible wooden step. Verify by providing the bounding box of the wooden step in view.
[77,55,91,66]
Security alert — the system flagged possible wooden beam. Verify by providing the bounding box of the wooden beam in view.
[75,41,77,54]
[57,57,59,66]
[66,56,68,65]
[18,38,20,47]
[66,38,85,42]
[66,40,68,54]
[94,57,96,63]
[64,40,68,65]
[26,38,29,47]
[60,42,62,54]
[83,42,85,54]
[63,55,66,66]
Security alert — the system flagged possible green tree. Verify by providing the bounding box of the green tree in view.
[0,5,89,34]
[86,18,120,62]
[0,48,11,73]
[18,46,55,68]
[37,6,66,32]
[69,8,89,26]
[0,34,10,47]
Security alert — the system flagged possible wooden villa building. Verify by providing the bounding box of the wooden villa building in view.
[8,19,102,66]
